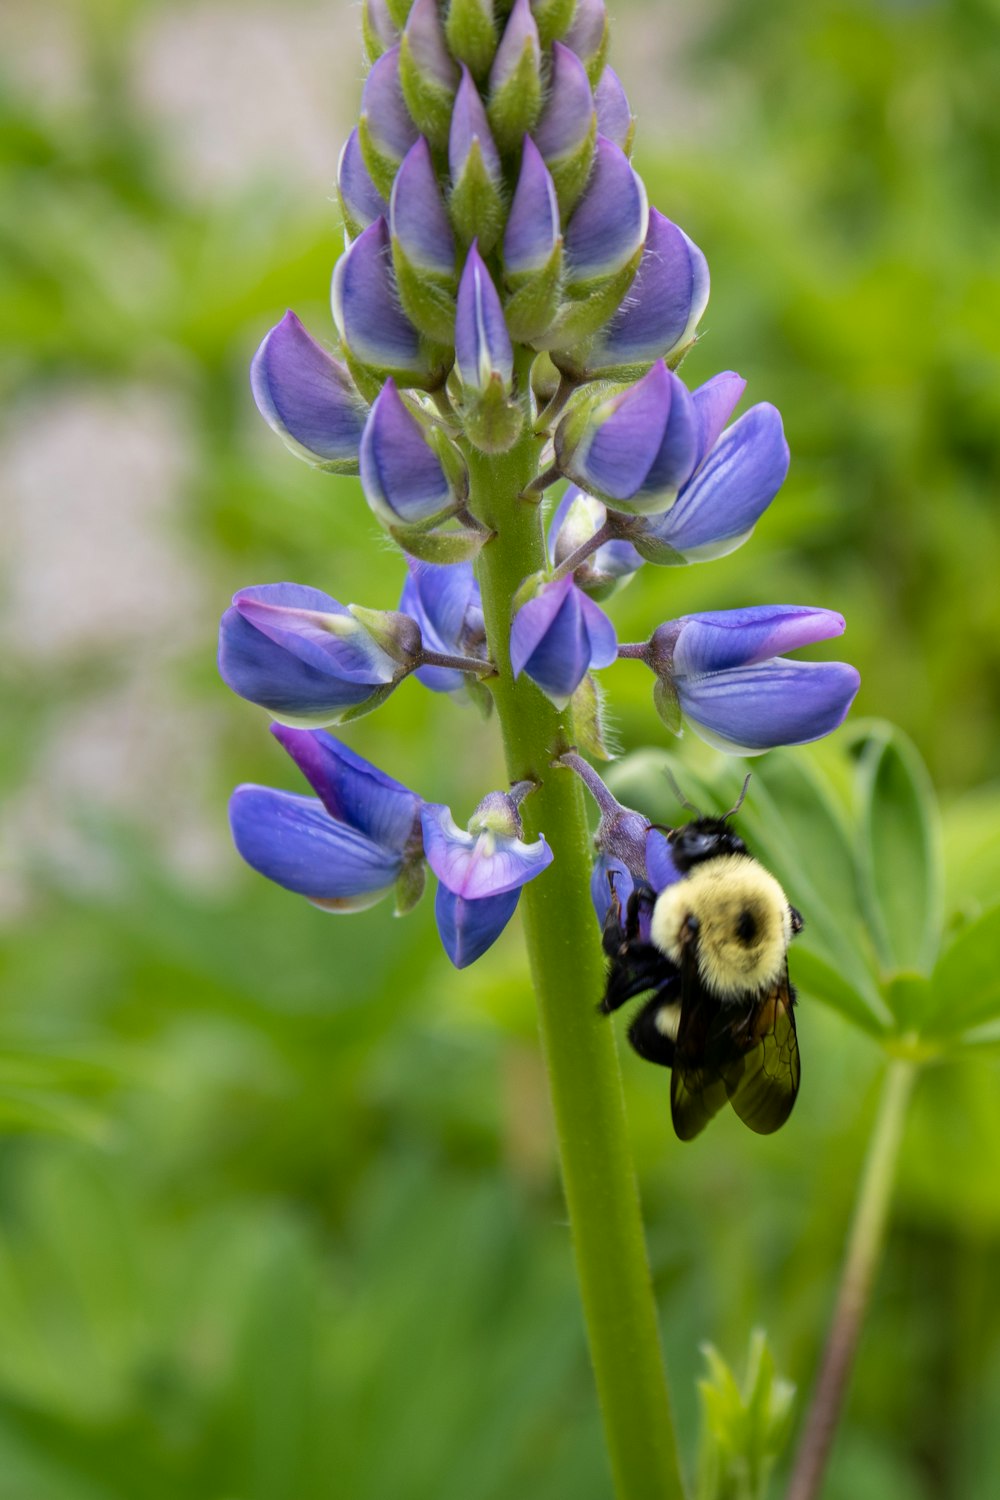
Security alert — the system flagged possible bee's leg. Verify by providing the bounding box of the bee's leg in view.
[789,905,804,935]
[626,988,681,1070]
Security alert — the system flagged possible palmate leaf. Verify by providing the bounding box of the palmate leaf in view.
[696,1329,795,1500]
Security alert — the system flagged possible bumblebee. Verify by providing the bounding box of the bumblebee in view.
[601,786,803,1140]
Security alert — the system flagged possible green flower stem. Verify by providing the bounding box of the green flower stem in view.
[467,433,686,1500]
[785,1054,918,1500]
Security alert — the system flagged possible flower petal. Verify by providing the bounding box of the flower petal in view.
[233,585,397,683]
[504,136,560,275]
[593,65,633,150]
[338,127,389,234]
[390,137,455,275]
[557,359,672,501]
[672,604,846,677]
[584,211,709,373]
[677,659,862,753]
[229,786,402,904]
[648,402,789,560]
[579,591,618,668]
[421,802,553,898]
[449,64,501,181]
[269,725,421,851]
[434,884,521,967]
[250,312,367,468]
[692,370,746,463]
[564,136,648,284]
[360,380,456,525]
[401,558,483,692]
[455,242,513,391]
[590,850,633,925]
[645,828,681,892]
[332,217,426,377]
[510,574,575,679]
[532,41,594,161]
[360,45,419,165]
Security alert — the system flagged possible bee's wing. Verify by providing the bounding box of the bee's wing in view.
[669,939,731,1141]
[722,969,800,1135]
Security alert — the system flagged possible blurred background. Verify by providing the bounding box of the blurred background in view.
[1,0,999,1495]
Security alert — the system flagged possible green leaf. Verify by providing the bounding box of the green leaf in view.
[925,904,1000,1040]
[852,723,943,979]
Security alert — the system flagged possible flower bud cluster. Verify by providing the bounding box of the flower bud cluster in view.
[221,0,862,963]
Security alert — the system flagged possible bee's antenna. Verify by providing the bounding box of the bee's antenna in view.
[663,766,701,816]
[722,773,752,820]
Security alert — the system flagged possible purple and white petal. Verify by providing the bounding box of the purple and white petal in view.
[404,0,459,91]
[676,659,862,754]
[504,137,560,275]
[455,243,514,391]
[250,312,367,467]
[332,218,425,376]
[579,592,618,668]
[232,585,398,683]
[671,604,846,678]
[434,884,521,967]
[564,137,648,284]
[691,371,746,464]
[532,41,594,160]
[557,360,671,502]
[584,212,709,372]
[230,786,402,906]
[647,402,789,560]
[515,582,593,703]
[633,368,699,505]
[269,725,421,852]
[421,802,554,898]
[510,574,574,679]
[565,0,607,70]
[338,127,390,233]
[360,46,419,164]
[390,138,456,275]
[593,66,633,150]
[449,65,502,182]
[490,0,540,92]
[360,380,456,525]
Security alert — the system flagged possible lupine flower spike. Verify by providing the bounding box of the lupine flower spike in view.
[225,7,862,1488]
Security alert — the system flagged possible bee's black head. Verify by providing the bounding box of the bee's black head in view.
[668,816,747,872]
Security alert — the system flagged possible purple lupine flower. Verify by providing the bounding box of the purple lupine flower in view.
[510,573,617,706]
[218,583,421,726]
[565,0,608,79]
[399,558,486,694]
[359,380,465,527]
[362,0,398,61]
[548,486,644,598]
[250,312,369,473]
[422,789,553,966]
[390,138,456,280]
[647,605,861,753]
[230,725,424,912]
[555,360,699,513]
[455,242,513,392]
[488,0,543,152]
[562,136,648,289]
[593,65,634,153]
[449,64,502,184]
[337,127,389,238]
[559,210,709,379]
[624,387,790,564]
[332,218,442,387]
[359,45,419,194]
[504,136,560,278]
[533,42,594,161]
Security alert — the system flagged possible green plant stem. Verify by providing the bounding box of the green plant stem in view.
[467,432,686,1500]
[785,1055,917,1500]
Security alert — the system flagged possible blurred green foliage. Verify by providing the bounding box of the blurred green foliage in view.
[2,1,999,1497]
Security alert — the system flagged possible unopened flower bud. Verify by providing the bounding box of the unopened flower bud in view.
[362,0,399,62]
[565,0,609,83]
[555,209,709,380]
[445,0,499,78]
[594,65,634,154]
[390,137,458,342]
[502,137,563,341]
[487,0,543,151]
[332,217,447,393]
[337,127,389,239]
[400,0,460,147]
[510,573,617,707]
[358,45,419,197]
[251,312,368,474]
[532,41,596,215]
[448,65,505,251]
[360,380,466,530]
